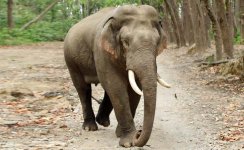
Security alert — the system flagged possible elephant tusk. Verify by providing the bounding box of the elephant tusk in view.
[128,70,143,96]
[157,74,171,88]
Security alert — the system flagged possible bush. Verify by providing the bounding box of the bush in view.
[0,18,78,45]
[234,31,244,44]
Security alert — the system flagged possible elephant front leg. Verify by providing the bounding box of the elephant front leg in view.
[100,75,136,147]
[116,85,141,138]
[112,94,137,148]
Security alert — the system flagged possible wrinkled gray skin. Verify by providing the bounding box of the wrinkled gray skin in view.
[64,5,167,147]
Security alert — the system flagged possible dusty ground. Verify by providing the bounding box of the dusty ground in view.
[0,42,243,150]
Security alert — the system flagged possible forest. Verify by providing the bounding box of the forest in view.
[1,0,244,59]
[0,0,243,149]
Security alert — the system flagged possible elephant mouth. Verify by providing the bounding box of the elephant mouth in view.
[128,70,171,95]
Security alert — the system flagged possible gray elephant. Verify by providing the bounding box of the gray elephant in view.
[64,5,170,147]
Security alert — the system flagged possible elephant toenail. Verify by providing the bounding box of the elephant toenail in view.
[85,127,89,131]
[124,142,131,148]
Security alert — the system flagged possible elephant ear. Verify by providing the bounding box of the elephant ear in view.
[100,17,119,59]
[156,22,167,56]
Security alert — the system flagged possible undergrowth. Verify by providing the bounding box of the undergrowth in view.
[0,19,77,45]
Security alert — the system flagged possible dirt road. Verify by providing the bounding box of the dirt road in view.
[0,42,243,150]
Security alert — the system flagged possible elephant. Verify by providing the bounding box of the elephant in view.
[64,5,170,147]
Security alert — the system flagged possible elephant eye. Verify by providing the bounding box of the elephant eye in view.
[122,38,129,48]
[159,21,162,26]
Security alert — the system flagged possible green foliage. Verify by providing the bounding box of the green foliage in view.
[0,18,77,45]
[0,28,33,45]
[0,0,80,45]
[0,0,164,45]
[234,31,244,44]
[98,0,141,6]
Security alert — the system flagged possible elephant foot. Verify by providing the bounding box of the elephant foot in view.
[95,115,110,127]
[82,119,98,131]
[119,130,137,148]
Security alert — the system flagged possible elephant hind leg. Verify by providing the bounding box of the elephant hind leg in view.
[68,69,98,131]
[96,92,113,127]
[81,84,98,131]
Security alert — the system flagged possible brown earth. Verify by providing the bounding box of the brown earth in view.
[0,42,243,150]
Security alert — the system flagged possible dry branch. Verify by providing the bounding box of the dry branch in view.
[20,0,60,30]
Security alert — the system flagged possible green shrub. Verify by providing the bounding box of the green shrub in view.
[234,30,244,44]
[0,18,78,45]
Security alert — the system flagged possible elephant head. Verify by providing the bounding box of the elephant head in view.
[100,5,170,147]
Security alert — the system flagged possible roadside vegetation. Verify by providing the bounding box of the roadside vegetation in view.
[0,0,243,148]
[0,0,153,45]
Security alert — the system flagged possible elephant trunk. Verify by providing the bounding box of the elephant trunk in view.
[133,69,157,147]
[126,51,157,147]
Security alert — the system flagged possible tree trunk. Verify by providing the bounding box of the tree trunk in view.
[240,0,244,40]
[212,0,217,15]
[170,0,186,46]
[196,0,208,50]
[234,0,239,37]
[190,0,199,48]
[235,0,239,25]
[216,0,234,58]
[20,0,60,30]
[86,0,91,16]
[183,0,195,45]
[165,0,186,47]
[226,0,235,38]
[203,0,223,60]
[190,0,208,51]
[161,4,175,43]
[7,0,14,29]
[182,0,189,44]
[202,1,211,47]
[81,3,85,18]
[164,0,181,47]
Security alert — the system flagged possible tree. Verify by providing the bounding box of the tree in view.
[226,0,235,38]
[216,0,234,58]
[203,0,223,60]
[188,0,209,51]
[164,0,186,47]
[183,0,195,45]
[7,0,14,29]
[240,0,244,39]
[161,4,175,44]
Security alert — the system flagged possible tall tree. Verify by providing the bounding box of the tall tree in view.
[183,0,195,45]
[86,0,91,16]
[7,0,14,29]
[190,0,209,51]
[240,0,244,39]
[226,0,235,38]
[164,0,181,47]
[165,0,186,47]
[216,0,234,58]
[203,0,223,60]
[161,4,175,43]
[235,0,240,28]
